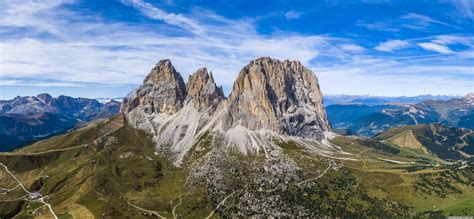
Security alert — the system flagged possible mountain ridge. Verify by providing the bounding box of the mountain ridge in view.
[0,94,120,150]
[324,94,461,106]
[121,57,330,164]
[327,93,474,137]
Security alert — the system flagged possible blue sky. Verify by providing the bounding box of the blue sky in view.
[0,0,473,99]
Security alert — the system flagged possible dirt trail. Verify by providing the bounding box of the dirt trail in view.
[0,163,58,218]
[127,201,166,218]
[205,191,236,219]
[172,197,182,219]
[297,164,333,186]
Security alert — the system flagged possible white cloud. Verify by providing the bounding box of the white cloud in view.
[0,0,77,36]
[284,10,302,20]
[120,0,203,35]
[316,63,473,96]
[0,0,472,98]
[0,1,351,91]
[358,13,459,33]
[418,42,454,54]
[374,40,410,52]
[448,0,474,20]
[401,13,454,29]
[0,79,22,86]
[339,44,365,53]
[356,20,399,32]
[0,79,81,87]
[432,35,473,46]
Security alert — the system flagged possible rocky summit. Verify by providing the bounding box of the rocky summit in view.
[121,59,187,115]
[185,67,225,111]
[223,57,329,140]
[121,57,330,163]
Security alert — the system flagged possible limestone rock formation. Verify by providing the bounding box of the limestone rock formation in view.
[121,57,331,163]
[185,67,225,111]
[121,59,187,115]
[223,57,329,140]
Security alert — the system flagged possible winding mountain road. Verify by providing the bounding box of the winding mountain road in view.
[127,201,166,218]
[0,162,58,219]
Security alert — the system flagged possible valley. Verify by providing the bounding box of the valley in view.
[1,115,473,217]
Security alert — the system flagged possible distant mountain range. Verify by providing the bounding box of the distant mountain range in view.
[95,97,123,104]
[0,93,120,151]
[324,94,458,106]
[96,94,456,106]
[327,93,474,137]
[2,92,470,151]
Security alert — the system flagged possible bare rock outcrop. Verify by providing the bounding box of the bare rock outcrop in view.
[185,67,225,111]
[223,57,329,140]
[121,57,330,163]
[121,59,187,115]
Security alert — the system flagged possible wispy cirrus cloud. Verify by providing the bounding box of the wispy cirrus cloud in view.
[338,44,365,53]
[284,10,302,20]
[0,79,22,86]
[447,0,474,20]
[0,0,77,37]
[358,13,459,32]
[375,40,410,52]
[120,0,203,35]
[0,78,84,87]
[401,13,458,30]
[0,0,352,92]
[0,0,473,98]
[432,35,474,46]
[356,20,399,32]
[418,42,454,54]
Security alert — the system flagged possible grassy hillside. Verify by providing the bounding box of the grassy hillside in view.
[0,115,208,218]
[1,116,473,218]
[374,123,474,160]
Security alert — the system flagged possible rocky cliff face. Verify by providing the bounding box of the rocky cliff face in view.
[122,57,330,163]
[185,67,225,111]
[223,57,329,140]
[121,59,187,115]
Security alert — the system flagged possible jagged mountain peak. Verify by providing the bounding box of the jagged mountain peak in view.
[143,59,185,85]
[36,93,53,104]
[465,92,474,105]
[186,67,225,111]
[249,56,304,67]
[224,57,329,140]
[121,59,187,115]
[122,57,332,164]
